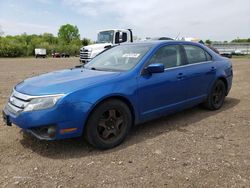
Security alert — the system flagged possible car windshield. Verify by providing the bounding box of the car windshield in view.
[85,44,153,72]
[97,31,114,43]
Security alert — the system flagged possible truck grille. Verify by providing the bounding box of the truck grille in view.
[80,49,91,63]
[6,90,30,115]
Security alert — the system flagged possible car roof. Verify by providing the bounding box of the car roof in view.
[121,40,205,47]
[119,40,220,59]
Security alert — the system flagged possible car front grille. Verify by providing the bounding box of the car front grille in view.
[6,90,31,115]
[80,49,91,62]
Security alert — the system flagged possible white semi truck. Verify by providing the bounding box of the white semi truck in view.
[79,29,133,64]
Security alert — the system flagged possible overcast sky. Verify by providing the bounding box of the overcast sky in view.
[0,0,249,41]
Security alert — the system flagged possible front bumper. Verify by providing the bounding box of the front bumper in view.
[79,58,91,64]
[3,101,92,140]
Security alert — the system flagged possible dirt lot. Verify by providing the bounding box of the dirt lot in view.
[0,57,249,187]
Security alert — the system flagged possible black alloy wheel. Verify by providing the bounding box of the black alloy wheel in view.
[204,79,226,110]
[84,99,132,149]
[97,109,125,141]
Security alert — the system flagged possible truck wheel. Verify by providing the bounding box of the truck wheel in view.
[204,80,226,110]
[84,99,132,149]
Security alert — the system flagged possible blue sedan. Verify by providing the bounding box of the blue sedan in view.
[3,41,233,149]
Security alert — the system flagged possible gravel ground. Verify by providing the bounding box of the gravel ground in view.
[0,57,249,187]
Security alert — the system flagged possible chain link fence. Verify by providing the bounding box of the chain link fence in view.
[212,43,250,54]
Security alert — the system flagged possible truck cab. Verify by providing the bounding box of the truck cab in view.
[80,29,133,64]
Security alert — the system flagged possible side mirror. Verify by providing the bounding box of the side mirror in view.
[145,63,165,74]
[115,31,127,44]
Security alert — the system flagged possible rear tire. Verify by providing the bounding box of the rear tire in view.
[204,79,226,110]
[84,99,132,149]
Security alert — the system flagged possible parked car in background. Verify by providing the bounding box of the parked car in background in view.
[233,49,243,56]
[220,52,233,58]
[52,52,61,58]
[35,48,46,58]
[61,53,70,58]
[3,41,233,149]
[52,52,70,58]
[151,37,174,40]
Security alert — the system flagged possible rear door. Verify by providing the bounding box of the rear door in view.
[181,45,217,101]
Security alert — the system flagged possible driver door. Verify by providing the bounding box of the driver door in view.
[137,45,188,121]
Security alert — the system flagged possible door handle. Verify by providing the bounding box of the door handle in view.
[210,67,217,72]
[177,73,185,80]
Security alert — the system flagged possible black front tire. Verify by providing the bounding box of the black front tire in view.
[204,80,226,110]
[84,99,132,149]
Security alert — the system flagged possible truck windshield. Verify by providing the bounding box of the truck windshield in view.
[97,31,114,43]
[84,44,153,72]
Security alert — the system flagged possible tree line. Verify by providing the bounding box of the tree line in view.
[205,38,250,45]
[0,24,92,57]
[231,38,250,43]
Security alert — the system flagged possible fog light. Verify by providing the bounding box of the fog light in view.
[47,127,56,138]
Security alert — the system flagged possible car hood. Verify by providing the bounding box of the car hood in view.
[15,68,121,95]
[81,43,112,51]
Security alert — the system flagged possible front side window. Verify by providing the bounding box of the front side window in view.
[183,45,211,64]
[147,45,183,69]
[85,44,153,71]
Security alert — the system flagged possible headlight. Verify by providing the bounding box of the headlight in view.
[23,95,64,112]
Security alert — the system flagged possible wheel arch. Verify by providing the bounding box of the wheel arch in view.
[85,95,137,129]
[218,76,228,95]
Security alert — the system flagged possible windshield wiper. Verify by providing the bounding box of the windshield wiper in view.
[74,63,85,68]
[87,67,103,71]
[89,67,117,71]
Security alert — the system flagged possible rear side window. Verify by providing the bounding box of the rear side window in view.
[148,45,183,69]
[183,45,211,64]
